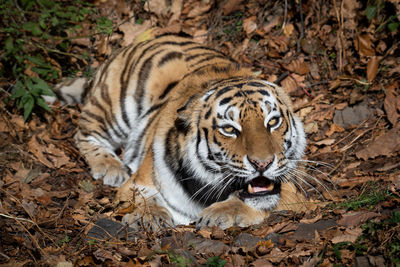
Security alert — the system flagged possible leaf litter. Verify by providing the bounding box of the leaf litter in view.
[1,0,400,266]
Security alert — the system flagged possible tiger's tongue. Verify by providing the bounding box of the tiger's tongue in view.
[247,183,274,194]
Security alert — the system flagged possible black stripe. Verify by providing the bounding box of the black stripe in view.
[183,45,226,56]
[202,128,216,162]
[158,51,183,66]
[212,118,217,130]
[159,81,178,100]
[135,53,156,115]
[127,109,161,162]
[213,135,222,146]
[247,81,266,87]
[100,83,111,106]
[80,79,91,103]
[177,94,197,113]
[119,43,145,128]
[140,101,166,118]
[259,89,270,96]
[219,96,233,105]
[83,110,104,124]
[215,85,235,98]
[204,108,212,119]
[190,55,229,67]
[90,97,124,139]
[185,52,219,62]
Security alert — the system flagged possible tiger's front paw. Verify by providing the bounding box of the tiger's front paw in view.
[90,156,129,187]
[196,198,266,230]
[122,205,174,232]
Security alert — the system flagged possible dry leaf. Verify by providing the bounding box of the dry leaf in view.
[144,0,168,17]
[355,126,400,160]
[356,33,375,57]
[384,82,400,126]
[342,0,361,30]
[268,36,289,53]
[187,2,211,18]
[222,0,244,15]
[243,16,257,35]
[331,228,362,244]
[282,23,294,36]
[28,135,73,169]
[338,211,380,228]
[169,0,183,24]
[97,36,112,56]
[281,74,306,93]
[284,58,310,75]
[314,139,336,146]
[119,21,152,47]
[367,56,380,82]
[28,135,53,168]
[326,123,345,137]
[263,16,280,34]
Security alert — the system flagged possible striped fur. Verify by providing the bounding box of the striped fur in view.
[58,35,306,229]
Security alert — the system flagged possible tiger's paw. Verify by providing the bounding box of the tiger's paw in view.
[196,198,266,230]
[122,205,174,232]
[90,156,129,187]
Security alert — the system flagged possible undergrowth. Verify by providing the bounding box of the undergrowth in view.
[336,182,392,211]
[0,0,112,120]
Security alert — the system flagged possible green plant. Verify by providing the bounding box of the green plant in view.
[360,211,400,265]
[169,253,192,267]
[337,182,390,211]
[206,256,226,267]
[1,0,112,120]
[58,235,70,246]
[365,0,399,32]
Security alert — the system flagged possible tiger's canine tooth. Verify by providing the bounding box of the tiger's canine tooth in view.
[248,184,254,194]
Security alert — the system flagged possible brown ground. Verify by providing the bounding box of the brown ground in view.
[1,0,399,266]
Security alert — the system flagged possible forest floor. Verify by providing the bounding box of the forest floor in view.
[1,0,400,266]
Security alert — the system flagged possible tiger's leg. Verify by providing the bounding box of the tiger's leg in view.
[121,187,174,231]
[196,195,268,229]
[196,183,308,229]
[120,150,174,231]
[75,131,129,187]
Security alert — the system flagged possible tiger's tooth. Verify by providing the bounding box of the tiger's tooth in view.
[248,184,254,194]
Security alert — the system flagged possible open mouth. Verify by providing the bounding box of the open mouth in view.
[239,176,281,199]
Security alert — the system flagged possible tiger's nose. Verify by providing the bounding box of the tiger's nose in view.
[248,156,273,172]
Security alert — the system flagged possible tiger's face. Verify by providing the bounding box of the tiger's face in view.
[185,78,306,211]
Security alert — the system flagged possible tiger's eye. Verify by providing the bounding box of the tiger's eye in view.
[222,126,235,134]
[268,118,279,127]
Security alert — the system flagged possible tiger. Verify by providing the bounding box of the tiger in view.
[55,34,307,230]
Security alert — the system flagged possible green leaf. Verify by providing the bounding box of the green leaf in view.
[26,55,46,67]
[22,22,43,36]
[51,16,59,26]
[23,95,35,121]
[97,17,113,35]
[25,77,34,91]
[388,22,399,32]
[366,5,377,20]
[5,37,14,53]
[32,77,54,96]
[36,97,52,111]
[31,66,50,76]
[11,81,27,99]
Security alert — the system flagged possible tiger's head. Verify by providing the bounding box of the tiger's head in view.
[176,78,306,211]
